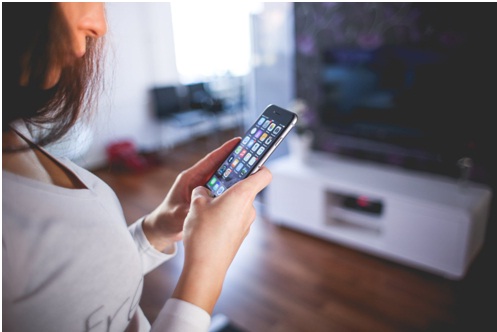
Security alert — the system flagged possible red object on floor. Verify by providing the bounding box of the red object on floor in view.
[106,140,149,172]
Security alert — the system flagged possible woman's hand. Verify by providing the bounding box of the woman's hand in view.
[172,164,272,314]
[142,138,241,253]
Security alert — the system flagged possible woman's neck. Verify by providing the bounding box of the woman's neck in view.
[2,129,86,189]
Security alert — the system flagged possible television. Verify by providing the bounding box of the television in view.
[294,2,496,184]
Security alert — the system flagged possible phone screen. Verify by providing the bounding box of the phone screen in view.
[205,104,297,197]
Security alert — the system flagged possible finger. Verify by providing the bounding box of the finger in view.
[191,185,213,200]
[188,137,241,180]
[230,166,273,197]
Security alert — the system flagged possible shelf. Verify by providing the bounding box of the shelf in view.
[266,152,493,279]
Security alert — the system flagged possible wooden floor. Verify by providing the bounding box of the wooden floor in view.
[93,128,497,332]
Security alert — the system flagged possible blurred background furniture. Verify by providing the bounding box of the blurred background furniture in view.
[151,77,246,150]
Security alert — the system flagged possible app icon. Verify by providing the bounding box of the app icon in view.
[260,133,268,141]
[243,152,252,162]
[248,156,257,166]
[257,147,265,155]
[216,186,226,196]
[247,139,256,148]
[235,163,244,172]
[251,143,260,152]
[265,137,273,145]
[239,149,247,158]
[231,159,240,168]
[217,165,227,176]
[257,117,265,126]
[273,126,282,134]
[208,176,217,186]
[213,182,220,191]
[263,120,271,129]
[234,146,242,154]
[254,129,263,138]
[227,155,234,163]
[250,127,257,134]
[223,168,232,178]
[268,123,276,131]
[242,136,250,145]
[240,167,248,176]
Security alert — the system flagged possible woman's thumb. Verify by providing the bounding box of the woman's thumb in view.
[191,185,215,202]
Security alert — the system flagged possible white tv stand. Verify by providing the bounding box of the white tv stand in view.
[265,152,492,279]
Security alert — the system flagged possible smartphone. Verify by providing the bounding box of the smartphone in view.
[205,104,298,197]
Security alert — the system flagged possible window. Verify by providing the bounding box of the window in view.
[170,3,254,83]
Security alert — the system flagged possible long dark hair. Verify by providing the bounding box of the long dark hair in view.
[2,2,105,150]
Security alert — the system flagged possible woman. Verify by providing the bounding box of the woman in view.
[2,3,272,331]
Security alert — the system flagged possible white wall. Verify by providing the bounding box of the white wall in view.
[75,3,179,169]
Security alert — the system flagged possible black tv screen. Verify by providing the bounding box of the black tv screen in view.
[295,2,496,182]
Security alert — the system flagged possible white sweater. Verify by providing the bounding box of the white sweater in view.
[2,156,210,332]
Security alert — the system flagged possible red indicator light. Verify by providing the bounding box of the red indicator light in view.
[357,196,370,207]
